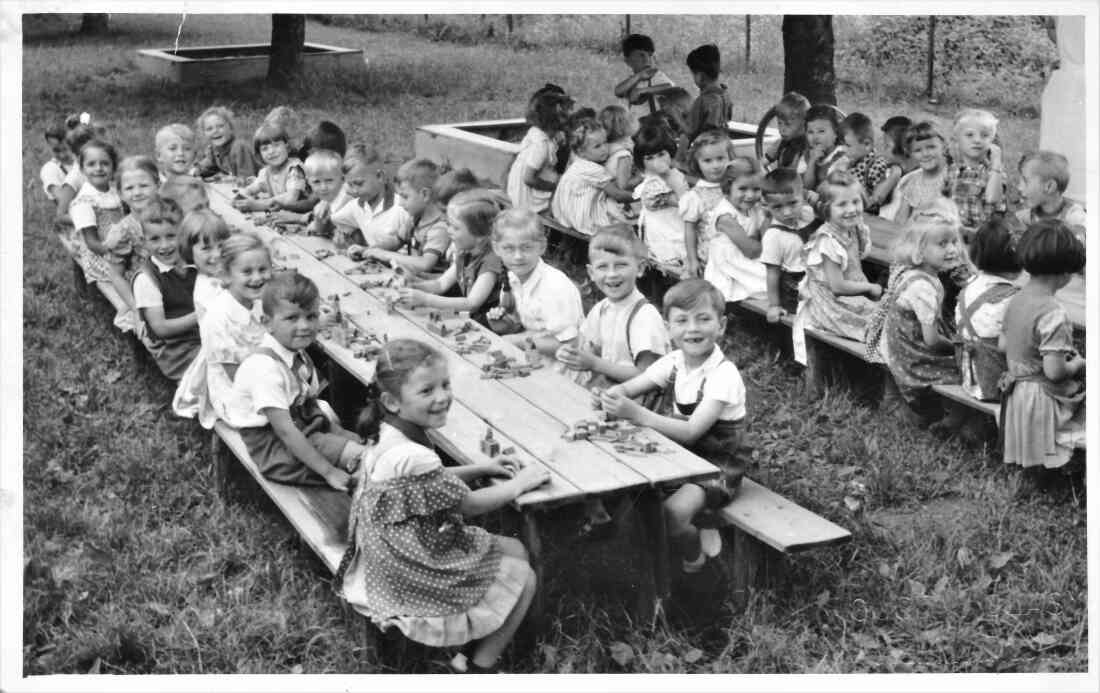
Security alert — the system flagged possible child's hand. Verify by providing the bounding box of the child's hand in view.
[599,388,641,422]
[555,344,594,371]
[483,459,519,479]
[989,142,1003,169]
[232,197,252,211]
[397,287,425,307]
[513,465,551,493]
[1068,355,1086,378]
[486,306,505,321]
[639,65,659,80]
[271,210,301,225]
[324,467,352,492]
[866,283,883,300]
[766,306,787,323]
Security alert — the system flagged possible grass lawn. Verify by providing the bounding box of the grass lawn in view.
[20,13,1086,675]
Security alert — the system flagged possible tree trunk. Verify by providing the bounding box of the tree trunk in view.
[79,14,109,35]
[781,15,836,105]
[267,14,306,89]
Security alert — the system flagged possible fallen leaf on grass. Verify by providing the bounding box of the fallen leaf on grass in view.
[920,628,945,645]
[145,602,172,617]
[836,465,862,477]
[1031,633,1059,648]
[290,664,303,674]
[956,546,973,568]
[843,495,862,512]
[103,369,122,384]
[878,563,893,579]
[683,648,703,664]
[908,579,926,598]
[609,641,634,667]
[988,551,1015,571]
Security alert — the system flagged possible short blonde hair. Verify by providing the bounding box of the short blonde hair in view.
[155,123,195,151]
[195,106,236,136]
[303,149,343,177]
[892,211,959,267]
[491,208,545,244]
[953,108,998,136]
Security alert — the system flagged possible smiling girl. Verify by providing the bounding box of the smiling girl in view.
[173,232,271,428]
[177,208,232,320]
[234,122,307,212]
[893,121,955,226]
[131,196,201,380]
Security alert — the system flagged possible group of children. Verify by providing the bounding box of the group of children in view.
[38,34,1087,669]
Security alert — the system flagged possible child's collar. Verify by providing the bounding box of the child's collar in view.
[415,203,442,227]
[1034,197,1068,219]
[383,413,434,450]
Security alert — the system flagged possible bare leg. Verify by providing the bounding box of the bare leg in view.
[664,485,706,563]
[470,549,536,670]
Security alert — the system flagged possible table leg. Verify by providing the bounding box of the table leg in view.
[520,511,545,626]
[632,490,669,630]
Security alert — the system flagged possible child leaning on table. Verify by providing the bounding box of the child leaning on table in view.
[599,279,751,575]
[271,149,345,239]
[398,188,510,327]
[486,209,585,367]
[229,272,369,491]
[333,143,401,248]
[358,158,450,276]
[131,196,202,381]
[340,338,549,674]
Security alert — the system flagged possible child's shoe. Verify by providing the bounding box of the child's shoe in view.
[699,528,723,558]
[681,552,706,574]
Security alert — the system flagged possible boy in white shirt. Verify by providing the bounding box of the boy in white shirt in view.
[486,208,584,369]
[231,272,369,492]
[335,143,405,248]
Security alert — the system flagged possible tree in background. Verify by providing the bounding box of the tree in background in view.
[782,15,836,105]
[79,14,109,35]
[267,14,305,88]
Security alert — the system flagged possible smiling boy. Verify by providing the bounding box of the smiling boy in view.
[231,272,368,492]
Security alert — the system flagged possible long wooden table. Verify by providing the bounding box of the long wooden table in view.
[207,184,719,624]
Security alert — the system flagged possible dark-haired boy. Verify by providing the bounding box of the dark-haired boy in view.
[684,44,732,142]
[614,33,674,119]
[232,272,368,491]
[759,168,814,324]
[840,112,899,214]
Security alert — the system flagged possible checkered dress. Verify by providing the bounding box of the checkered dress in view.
[945,161,1005,229]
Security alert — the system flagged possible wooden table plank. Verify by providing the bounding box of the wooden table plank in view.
[272,226,720,489]
[208,191,674,506]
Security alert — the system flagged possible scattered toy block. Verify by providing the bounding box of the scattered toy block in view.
[480,428,501,458]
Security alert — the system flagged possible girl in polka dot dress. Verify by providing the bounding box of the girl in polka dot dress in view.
[340,339,550,673]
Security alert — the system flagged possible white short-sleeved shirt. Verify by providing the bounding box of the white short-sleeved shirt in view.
[1015,202,1088,238]
[229,333,321,429]
[580,289,669,369]
[759,225,806,273]
[507,126,557,214]
[332,194,392,243]
[193,273,224,321]
[69,182,122,230]
[511,259,584,342]
[604,143,633,180]
[643,345,746,422]
[63,166,86,197]
[623,69,673,120]
[955,272,1016,340]
[133,255,196,309]
[41,159,68,200]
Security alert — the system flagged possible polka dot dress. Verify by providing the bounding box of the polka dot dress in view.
[340,423,530,647]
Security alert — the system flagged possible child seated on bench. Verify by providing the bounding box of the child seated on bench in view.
[795,171,881,361]
[679,129,734,279]
[865,212,965,433]
[131,195,202,381]
[230,272,368,491]
[558,225,670,539]
[234,121,307,213]
[486,209,584,369]
[178,208,232,320]
[155,124,207,214]
[599,279,751,576]
[703,156,768,305]
[358,158,451,277]
[999,220,1086,469]
[192,105,256,182]
[760,92,810,173]
[506,88,570,215]
[1014,151,1087,246]
[271,149,345,241]
[173,232,271,429]
[840,112,900,215]
[333,143,401,248]
[341,339,549,674]
[103,155,160,288]
[397,189,509,327]
[760,168,813,324]
[633,124,689,267]
[954,218,1021,403]
[551,116,634,234]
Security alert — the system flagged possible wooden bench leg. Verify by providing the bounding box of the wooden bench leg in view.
[72,260,91,298]
[803,341,825,398]
[210,432,233,501]
[725,527,778,611]
[631,490,669,630]
[519,511,545,627]
[342,602,382,666]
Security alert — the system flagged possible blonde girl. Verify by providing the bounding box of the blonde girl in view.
[865,212,965,431]
[340,339,548,673]
[172,232,271,428]
[193,105,256,181]
[398,189,510,326]
[177,208,232,320]
[104,155,159,282]
[678,129,734,278]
